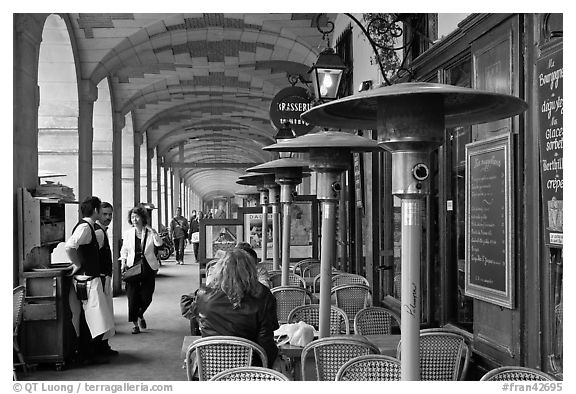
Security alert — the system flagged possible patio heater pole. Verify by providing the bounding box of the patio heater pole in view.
[400,197,423,379]
[316,171,340,338]
[266,184,281,271]
[300,81,528,380]
[247,159,309,286]
[258,186,269,264]
[264,132,379,338]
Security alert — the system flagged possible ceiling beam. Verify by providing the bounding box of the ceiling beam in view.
[168,162,262,169]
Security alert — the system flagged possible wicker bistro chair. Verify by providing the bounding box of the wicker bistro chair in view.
[396,328,471,380]
[209,366,290,381]
[269,272,306,289]
[271,286,313,324]
[480,366,557,381]
[335,355,401,381]
[331,284,371,329]
[13,285,27,379]
[301,336,380,381]
[354,307,401,336]
[259,262,275,272]
[312,271,339,293]
[185,336,268,381]
[331,273,370,288]
[302,263,322,279]
[292,259,320,275]
[288,304,350,335]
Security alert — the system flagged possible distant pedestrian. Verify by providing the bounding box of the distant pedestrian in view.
[120,205,163,334]
[170,207,189,265]
[189,211,204,262]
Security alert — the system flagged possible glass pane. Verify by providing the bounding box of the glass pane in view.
[447,57,474,329]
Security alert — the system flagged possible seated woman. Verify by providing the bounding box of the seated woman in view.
[180,249,279,366]
[235,241,271,288]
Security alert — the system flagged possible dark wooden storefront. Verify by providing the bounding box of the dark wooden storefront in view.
[348,13,562,379]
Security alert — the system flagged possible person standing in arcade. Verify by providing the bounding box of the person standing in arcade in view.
[170,207,189,265]
[66,196,115,365]
[94,201,118,356]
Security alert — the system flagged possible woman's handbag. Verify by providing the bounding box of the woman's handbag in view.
[122,261,142,282]
[191,231,200,243]
[122,229,147,282]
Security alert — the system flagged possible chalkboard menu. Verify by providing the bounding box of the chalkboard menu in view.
[465,134,514,308]
[537,47,563,247]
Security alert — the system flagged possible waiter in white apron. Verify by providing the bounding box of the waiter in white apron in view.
[66,196,115,365]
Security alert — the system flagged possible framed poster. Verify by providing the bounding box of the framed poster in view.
[199,218,244,261]
[238,207,273,260]
[537,47,563,247]
[237,195,319,260]
[465,133,514,308]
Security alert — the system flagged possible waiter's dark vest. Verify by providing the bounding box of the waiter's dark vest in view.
[71,219,100,277]
[94,223,112,276]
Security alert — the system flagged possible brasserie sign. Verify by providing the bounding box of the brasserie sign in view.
[269,86,315,135]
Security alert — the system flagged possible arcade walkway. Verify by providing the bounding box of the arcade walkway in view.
[20,246,198,381]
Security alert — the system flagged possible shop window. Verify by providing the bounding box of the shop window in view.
[446,57,474,330]
[335,25,354,98]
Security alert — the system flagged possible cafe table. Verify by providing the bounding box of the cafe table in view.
[181,334,400,381]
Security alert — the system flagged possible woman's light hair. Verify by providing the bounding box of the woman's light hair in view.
[208,249,261,308]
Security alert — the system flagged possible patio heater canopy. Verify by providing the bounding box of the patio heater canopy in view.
[234,186,259,197]
[263,130,381,153]
[300,82,528,130]
[246,158,311,174]
[236,173,277,186]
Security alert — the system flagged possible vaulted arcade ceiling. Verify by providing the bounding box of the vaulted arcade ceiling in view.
[67,13,333,199]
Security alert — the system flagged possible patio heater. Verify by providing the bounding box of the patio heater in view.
[237,173,277,263]
[264,130,380,337]
[234,186,259,207]
[247,158,311,285]
[300,82,528,380]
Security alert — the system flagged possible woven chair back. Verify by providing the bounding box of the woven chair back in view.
[335,355,401,381]
[271,286,312,324]
[397,329,471,380]
[270,272,305,289]
[301,336,379,381]
[185,336,267,381]
[480,366,557,381]
[354,307,400,335]
[13,286,26,334]
[210,366,289,381]
[288,304,350,335]
[293,259,319,276]
[331,273,370,288]
[331,284,371,326]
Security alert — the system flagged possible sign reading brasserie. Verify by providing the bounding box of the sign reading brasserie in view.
[465,134,514,309]
[537,48,563,247]
[269,86,316,135]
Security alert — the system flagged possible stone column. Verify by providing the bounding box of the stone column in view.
[133,132,142,205]
[13,14,45,286]
[112,111,124,296]
[78,79,98,203]
[156,150,163,229]
[147,148,153,203]
[169,168,175,216]
[163,165,169,225]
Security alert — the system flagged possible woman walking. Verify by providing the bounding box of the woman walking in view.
[120,205,163,334]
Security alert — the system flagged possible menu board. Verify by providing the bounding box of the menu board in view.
[465,134,514,308]
[537,47,563,247]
